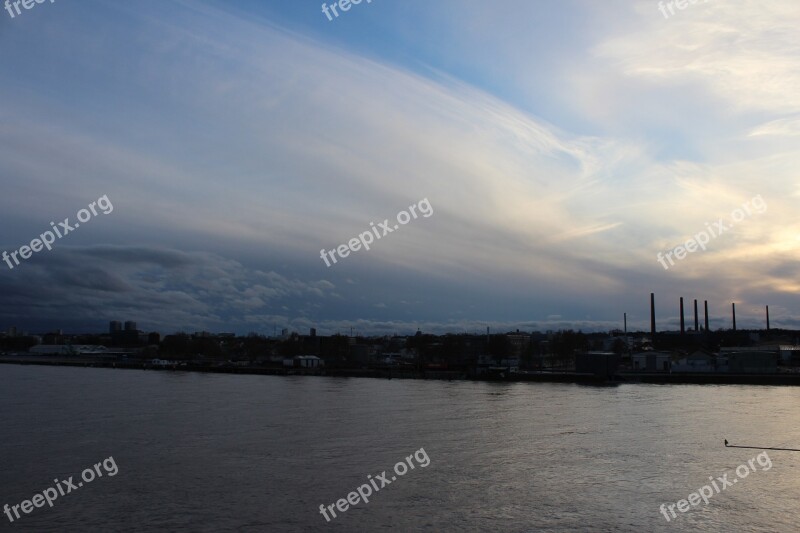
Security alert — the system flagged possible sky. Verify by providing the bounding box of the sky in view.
[1,0,799,336]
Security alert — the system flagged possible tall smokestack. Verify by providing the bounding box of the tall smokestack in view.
[624,312,627,335]
[680,297,685,335]
[650,293,656,341]
[732,303,736,331]
[694,299,699,332]
[766,305,770,331]
[704,300,709,332]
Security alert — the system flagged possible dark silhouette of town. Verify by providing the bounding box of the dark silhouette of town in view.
[2,294,800,384]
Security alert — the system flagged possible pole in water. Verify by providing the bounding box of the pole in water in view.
[725,439,800,452]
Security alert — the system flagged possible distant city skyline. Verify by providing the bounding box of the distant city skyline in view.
[2,1,799,336]
[0,294,784,338]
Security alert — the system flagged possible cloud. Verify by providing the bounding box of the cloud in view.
[749,116,800,137]
[0,246,336,333]
[594,1,800,114]
[1,1,799,334]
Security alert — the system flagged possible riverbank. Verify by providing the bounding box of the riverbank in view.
[3,355,800,385]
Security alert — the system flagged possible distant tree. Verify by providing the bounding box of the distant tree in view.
[160,334,191,359]
[191,337,222,359]
[549,330,587,369]
[140,345,159,359]
[521,340,536,369]
[241,335,272,362]
[0,335,38,353]
[441,335,467,365]
[320,335,350,367]
[487,335,511,366]
[406,334,438,369]
[276,336,302,358]
[611,338,626,355]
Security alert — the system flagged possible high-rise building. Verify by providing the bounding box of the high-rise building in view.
[109,321,122,335]
[124,321,137,332]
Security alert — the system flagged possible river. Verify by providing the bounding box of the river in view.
[1,364,798,531]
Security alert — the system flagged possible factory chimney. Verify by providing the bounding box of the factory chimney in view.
[650,293,656,341]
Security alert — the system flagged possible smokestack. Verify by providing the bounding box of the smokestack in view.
[680,297,685,335]
[624,312,627,335]
[704,300,709,332]
[694,299,699,332]
[732,303,736,331]
[650,293,656,340]
[766,305,770,331]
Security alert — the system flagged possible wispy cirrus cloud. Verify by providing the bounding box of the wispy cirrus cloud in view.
[1,0,799,333]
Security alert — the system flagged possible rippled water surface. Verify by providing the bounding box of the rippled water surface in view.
[1,365,799,532]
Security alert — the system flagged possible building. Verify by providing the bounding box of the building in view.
[283,355,324,368]
[745,344,800,365]
[631,351,671,372]
[29,345,110,356]
[124,321,137,331]
[721,349,777,373]
[601,335,633,352]
[672,351,714,373]
[42,331,65,345]
[575,352,620,378]
[506,334,530,358]
[776,345,800,364]
[109,321,122,335]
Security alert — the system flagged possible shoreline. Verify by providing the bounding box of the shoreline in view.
[3,356,800,385]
